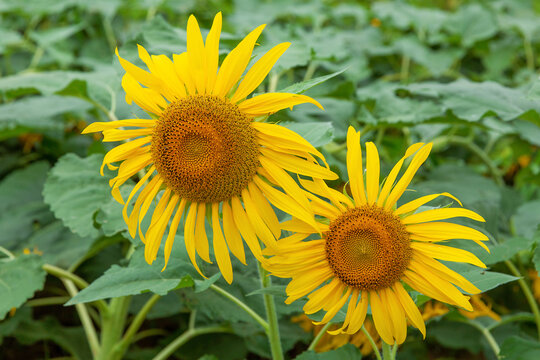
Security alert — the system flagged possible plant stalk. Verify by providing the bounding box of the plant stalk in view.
[259,264,284,360]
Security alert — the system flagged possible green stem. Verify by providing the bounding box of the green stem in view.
[307,322,332,351]
[381,341,394,360]
[303,61,318,82]
[152,326,232,360]
[97,296,131,360]
[361,325,382,360]
[400,55,410,83]
[524,36,535,71]
[464,320,500,356]
[0,246,15,259]
[487,313,536,331]
[43,264,108,314]
[25,296,70,307]
[102,15,116,53]
[259,264,284,360]
[112,294,161,358]
[61,279,100,358]
[210,284,268,331]
[505,260,540,340]
[434,136,504,186]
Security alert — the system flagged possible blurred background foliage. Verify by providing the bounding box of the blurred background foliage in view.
[1,0,540,359]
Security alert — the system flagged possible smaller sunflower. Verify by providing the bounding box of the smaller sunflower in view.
[264,126,490,345]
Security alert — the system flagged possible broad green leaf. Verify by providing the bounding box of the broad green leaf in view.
[0,95,92,132]
[0,255,46,320]
[9,315,92,360]
[512,200,540,238]
[0,0,78,15]
[95,185,132,237]
[0,162,52,249]
[444,4,498,47]
[279,69,347,95]
[500,336,540,360]
[280,122,334,147]
[513,120,540,146]
[28,221,94,268]
[29,24,84,47]
[43,154,111,238]
[448,263,519,292]
[67,241,197,304]
[429,320,483,353]
[295,344,363,360]
[406,79,540,122]
[140,16,187,55]
[481,236,537,265]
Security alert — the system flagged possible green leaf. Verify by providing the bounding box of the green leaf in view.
[534,244,540,272]
[406,79,540,122]
[29,24,85,47]
[279,69,347,94]
[0,162,52,249]
[482,236,537,265]
[43,154,111,238]
[28,221,94,268]
[0,95,92,132]
[67,241,197,304]
[0,255,46,320]
[448,263,519,292]
[429,320,482,353]
[280,122,334,147]
[444,4,498,47]
[295,344,363,359]
[500,336,540,360]
[512,200,540,239]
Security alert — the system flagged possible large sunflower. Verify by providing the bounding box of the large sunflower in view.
[82,13,336,283]
[264,126,489,344]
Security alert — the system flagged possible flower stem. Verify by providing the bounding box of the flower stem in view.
[210,284,268,331]
[361,325,382,360]
[61,279,100,358]
[152,326,232,360]
[97,296,131,360]
[505,260,540,340]
[111,294,161,358]
[259,263,284,360]
[464,320,500,356]
[307,322,332,351]
[381,341,394,360]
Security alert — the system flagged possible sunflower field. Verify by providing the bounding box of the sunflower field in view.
[1,0,540,359]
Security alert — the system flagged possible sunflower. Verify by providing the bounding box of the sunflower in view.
[264,126,490,345]
[82,13,336,283]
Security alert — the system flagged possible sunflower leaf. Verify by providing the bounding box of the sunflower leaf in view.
[0,254,46,320]
[279,69,347,95]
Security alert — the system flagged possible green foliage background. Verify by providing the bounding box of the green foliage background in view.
[1,0,540,359]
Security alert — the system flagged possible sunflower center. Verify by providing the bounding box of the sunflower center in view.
[151,95,259,203]
[325,205,412,291]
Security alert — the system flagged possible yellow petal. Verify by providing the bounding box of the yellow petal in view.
[230,196,264,261]
[222,201,246,265]
[248,181,281,238]
[121,73,166,115]
[303,278,341,314]
[392,282,426,338]
[145,193,178,264]
[162,198,187,271]
[137,178,164,244]
[238,93,323,117]
[365,142,380,205]
[384,143,432,210]
[195,203,211,263]
[123,166,156,228]
[412,251,481,294]
[82,119,155,134]
[205,12,222,93]
[327,289,359,335]
[212,202,233,284]
[403,208,485,225]
[346,126,366,205]
[184,202,206,278]
[102,129,153,142]
[299,177,353,212]
[213,24,265,97]
[126,174,161,238]
[345,290,368,334]
[410,242,486,268]
[187,15,207,94]
[101,136,151,175]
[260,147,337,180]
[394,192,462,216]
[370,291,395,344]
[377,143,424,207]
[173,52,196,95]
[313,287,352,325]
[381,287,407,344]
[407,221,490,251]
[231,42,290,103]
[241,187,276,248]
[150,54,187,99]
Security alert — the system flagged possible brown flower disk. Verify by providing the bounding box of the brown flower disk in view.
[325,205,412,290]
[152,95,259,203]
